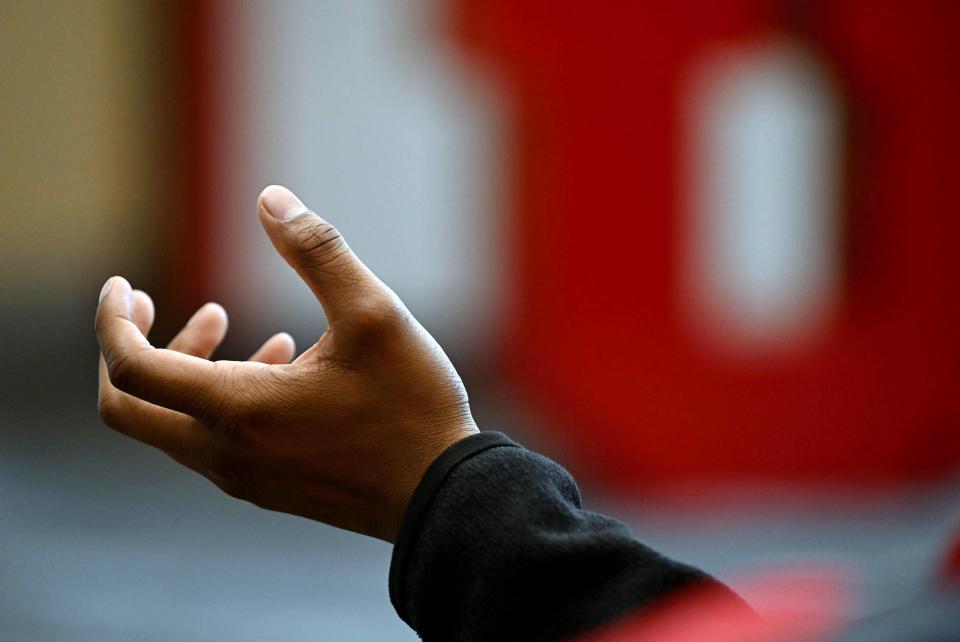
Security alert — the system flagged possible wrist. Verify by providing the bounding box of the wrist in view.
[379,422,479,543]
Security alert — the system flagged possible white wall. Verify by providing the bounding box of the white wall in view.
[209,0,506,358]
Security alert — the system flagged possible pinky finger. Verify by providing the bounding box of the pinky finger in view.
[249,332,296,365]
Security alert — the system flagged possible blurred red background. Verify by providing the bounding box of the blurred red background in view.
[3,1,959,639]
[454,0,960,487]
[181,0,960,490]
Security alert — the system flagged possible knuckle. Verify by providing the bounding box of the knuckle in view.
[211,455,254,502]
[293,217,348,269]
[106,350,139,392]
[204,449,228,478]
[97,393,124,431]
[207,449,245,483]
[348,296,404,342]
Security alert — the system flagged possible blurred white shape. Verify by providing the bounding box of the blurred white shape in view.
[213,0,504,358]
[683,41,842,354]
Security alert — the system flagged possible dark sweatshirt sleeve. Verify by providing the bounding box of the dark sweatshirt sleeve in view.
[389,432,745,642]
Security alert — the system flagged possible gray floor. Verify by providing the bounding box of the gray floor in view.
[1,388,415,642]
[2,366,959,641]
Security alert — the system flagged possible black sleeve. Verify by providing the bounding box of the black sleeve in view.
[389,432,747,642]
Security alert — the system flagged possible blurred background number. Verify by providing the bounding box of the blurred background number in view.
[684,41,842,354]
[456,0,960,489]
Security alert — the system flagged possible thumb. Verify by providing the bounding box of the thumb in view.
[257,185,385,326]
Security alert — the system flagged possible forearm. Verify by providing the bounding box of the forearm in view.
[390,432,745,642]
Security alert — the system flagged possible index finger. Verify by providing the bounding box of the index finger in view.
[95,277,222,419]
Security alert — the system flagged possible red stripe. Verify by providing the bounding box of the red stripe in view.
[171,0,219,313]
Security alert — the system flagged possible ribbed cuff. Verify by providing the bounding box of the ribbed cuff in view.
[388,431,520,625]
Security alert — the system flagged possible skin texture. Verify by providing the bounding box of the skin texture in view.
[95,185,478,542]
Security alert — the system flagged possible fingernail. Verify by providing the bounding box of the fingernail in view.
[99,278,114,303]
[260,185,307,220]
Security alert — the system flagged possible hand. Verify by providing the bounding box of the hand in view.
[95,185,478,541]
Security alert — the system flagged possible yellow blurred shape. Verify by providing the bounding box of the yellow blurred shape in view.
[0,0,170,293]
